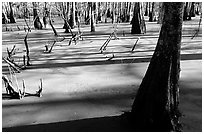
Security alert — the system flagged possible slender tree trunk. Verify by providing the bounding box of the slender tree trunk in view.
[9,2,16,23]
[2,6,9,24]
[69,2,76,29]
[24,32,31,66]
[23,2,29,19]
[104,2,108,23]
[183,2,191,21]
[190,2,195,17]
[90,2,96,32]
[130,2,184,131]
[149,2,155,22]
[144,2,148,16]
[95,2,99,24]
[85,2,90,25]
[97,2,102,22]
[43,2,49,28]
[126,2,132,22]
[62,2,71,33]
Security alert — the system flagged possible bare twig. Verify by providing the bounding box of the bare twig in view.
[191,14,202,39]
[24,32,31,66]
[48,40,57,53]
[7,45,16,59]
[131,37,140,52]
[107,54,115,61]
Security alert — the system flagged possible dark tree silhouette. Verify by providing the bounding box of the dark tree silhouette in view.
[9,2,16,23]
[190,2,195,17]
[129,2,184,131]
[69,2,76,29]
[131,2,146,34]
[90,2,96,32]
[149,2,155,22]
[33,2,42,29]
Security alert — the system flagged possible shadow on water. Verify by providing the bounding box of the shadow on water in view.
[3,115,135,132]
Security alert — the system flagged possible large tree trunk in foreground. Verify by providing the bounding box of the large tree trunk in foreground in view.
[130,2,184,131]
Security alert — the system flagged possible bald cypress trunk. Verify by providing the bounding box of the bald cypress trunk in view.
[130,2,184,132]
[9,2,16,23]
[131,2,145,34]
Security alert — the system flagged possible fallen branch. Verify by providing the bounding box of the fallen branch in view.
[191,14,202,39]
[2,57,20,73]
[99,34,112,52]
[17,25,20,31]
[48,40,57,53]
[2,75,22,99]
[7,57,22,69]
[68,32,83,46]
[107,54,115,61]
[99,29,119,53]
[21,79,43,98]
[131,37,140,52]
[44,37,65,53]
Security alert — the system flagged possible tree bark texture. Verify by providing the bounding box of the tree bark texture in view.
[130,2,184,131]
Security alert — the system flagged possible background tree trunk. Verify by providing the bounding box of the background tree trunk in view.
[97,2,102,23]
[144,2,148,16]
[190,2,195,17]
[183,2,192,21]
[111,2,115,24]
[90,2,96,32]
[131,2,145,34]
[33,2,42,29]
[85,2,90,25]
[157,2,164,24]
[23,2,29,19]
[149,2,155,22]
[104,2,108,23]
[62,2,70,33]
[69,2,76,29]
[2,6,9,24]
[43,2,49,28]
[9,2,16,23]
[130,2,184,132]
